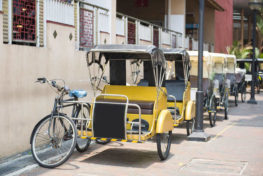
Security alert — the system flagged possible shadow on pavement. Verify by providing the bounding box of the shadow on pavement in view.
[81,148,171,168]
[232,115,263,128]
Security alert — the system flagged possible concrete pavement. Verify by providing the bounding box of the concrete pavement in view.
[2,93,263,176]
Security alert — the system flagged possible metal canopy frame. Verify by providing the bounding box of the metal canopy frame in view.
[162,48,191,83]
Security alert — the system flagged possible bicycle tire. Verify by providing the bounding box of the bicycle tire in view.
[31,114,77,168]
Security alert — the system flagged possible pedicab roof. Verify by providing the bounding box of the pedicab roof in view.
[188,51,211,63]
[89,44,165,61]
[210,53,225,64]
[161,48,188,61]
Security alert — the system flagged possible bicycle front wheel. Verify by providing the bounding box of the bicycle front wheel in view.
[31,114,77,168]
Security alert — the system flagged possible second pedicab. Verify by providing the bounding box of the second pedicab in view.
[188,51,217,127]
[161,48,196,135]
[210,53,229,120]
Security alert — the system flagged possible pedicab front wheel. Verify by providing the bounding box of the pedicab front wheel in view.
[31,114,77,168]
[156,131,172,160]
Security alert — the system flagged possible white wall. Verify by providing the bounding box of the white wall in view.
[83,0,111,10]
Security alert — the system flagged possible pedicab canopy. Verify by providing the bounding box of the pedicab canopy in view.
[188,51,212,91]
[210,53,226,86]
[225,54,236,74]
[161,48,190,82]
[225,54,237,85]
[87,44,166,92]
[210,53,226,74]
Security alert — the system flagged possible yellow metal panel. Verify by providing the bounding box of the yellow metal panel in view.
[184,100,195,121]
[156,110,174,133]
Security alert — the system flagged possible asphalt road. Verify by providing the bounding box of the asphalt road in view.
[2,93,263,176]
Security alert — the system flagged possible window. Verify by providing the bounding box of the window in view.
[12,0,36,44]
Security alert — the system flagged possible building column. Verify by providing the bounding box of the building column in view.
[110,0,116,44]
[240,8,244,47]
[248,15,251,43]
[169,0,186,47]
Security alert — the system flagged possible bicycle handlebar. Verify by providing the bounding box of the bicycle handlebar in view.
[36,77,68,93]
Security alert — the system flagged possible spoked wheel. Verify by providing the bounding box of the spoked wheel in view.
[224,93,229,120]
[186,118,195,135]
[75,104,91,153]
[31,114,77,168]
[156,131,172,160]
[241,88,246,103]
[95,139,111,145]
[209,96,217,127]
[234,89,238,107]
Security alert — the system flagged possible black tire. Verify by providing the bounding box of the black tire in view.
[186,119,195,136]
[234,89,238,107]
[209,96,217,127]
[74,104,91,153]
[31,114,77,168]
[241,84,246,103]
[224,93,229,120]
[95,139,111,145]
[156,131,172,160]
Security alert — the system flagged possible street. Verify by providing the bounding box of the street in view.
[3,93,263,176]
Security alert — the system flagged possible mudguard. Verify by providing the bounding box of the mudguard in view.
[185,100,195,121]
[156,110,174,133]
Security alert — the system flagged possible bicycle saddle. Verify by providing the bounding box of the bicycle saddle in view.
[69,90,87,98]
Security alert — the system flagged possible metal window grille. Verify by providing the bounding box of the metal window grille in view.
[128,21,136,44]
[12,0,36,43]
[79,8,94,49]
[153,28,159,47]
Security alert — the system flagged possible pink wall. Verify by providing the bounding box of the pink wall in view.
[214,0,233,53]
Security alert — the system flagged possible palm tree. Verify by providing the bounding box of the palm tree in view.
[256,11,263,53]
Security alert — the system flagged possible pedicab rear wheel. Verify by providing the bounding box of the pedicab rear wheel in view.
[157,131,172,160]
[241,83,246,102]
[209,96,217,127]
[31,114,77,168]
[186,118,195,135]
[234,89,238,107]
[224,93,229,120]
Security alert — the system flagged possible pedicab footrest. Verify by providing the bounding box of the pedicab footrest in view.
[93,102,126,139]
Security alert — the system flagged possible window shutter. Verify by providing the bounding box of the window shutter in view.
[74,2,78,42]
[2,0,9,43]
[39,0,44,46]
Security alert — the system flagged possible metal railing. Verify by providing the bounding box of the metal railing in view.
[116,12,183,48]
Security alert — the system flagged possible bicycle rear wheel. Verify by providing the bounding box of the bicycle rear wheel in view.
[31,114,77,168]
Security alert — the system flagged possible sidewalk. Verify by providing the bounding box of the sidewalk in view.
[4,94,263,176]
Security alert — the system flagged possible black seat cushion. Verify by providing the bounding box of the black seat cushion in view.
[97,99,154,114]
[165,80,185,102]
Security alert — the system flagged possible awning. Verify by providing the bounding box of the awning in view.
[206,0,225,12]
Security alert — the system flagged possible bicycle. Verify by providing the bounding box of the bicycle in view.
[30,78,91,168]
